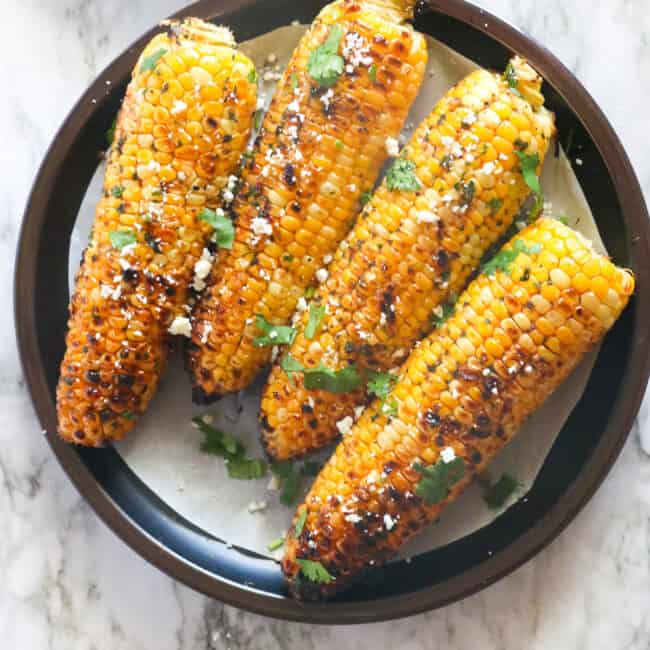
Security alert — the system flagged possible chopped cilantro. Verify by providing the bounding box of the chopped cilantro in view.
[253,314,297,347]
[516,150,543,219]
[360,190,373,206]
[294,508,308,536]
[482,239,542,276]
[368,63,378,83]
[386,158,421,192]
[431,296,457,327]
[122,411,136,420]
[557,214,570,226]
[198,208,235,249]
[335,139,344,150]
[290,73,299,90]
[304,286,316,299]
[304,303,325,339]
[366,371,397,401]
[140,48,167,73]
[111,185,124,198]
[307,25,345,88]
[482,472,521,509]
[267,537,285,552]
[503,62,522,97]
[487,197,503,217]
[194,416,246,460]
[280,354,305,385]
[226,457,267,480]
[109,230,136,250]
[455,179,475,206]
[247,68,258,84]
[413,457,466,506]
[301,461,322,477]
[280,466,302,506]
[254,108,264,131]
[106,116,117,147]
[296,559,333,583]
[270,460,293,478]
[303,364,363,393]
[380,398,398,417]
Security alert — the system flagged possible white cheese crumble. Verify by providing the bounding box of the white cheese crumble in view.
[315,268,329,284]
[168,316,192,338]
[417,210,439,224]
[171,100,187,115]
[385,137,400,157]
[296,297,308,312]
[251,216,273,237]
[383,514,396,531]
[200,323,212,344]
[247,500,268,514]
[287,99,300,112]
[323,254,333,264]
[336,416,354,436]
[575,157,583,166]
[354,405,365,420]
[345,513,362,523]
[440,446,456,463]
[320,89,334,110]
[193,248,214,292]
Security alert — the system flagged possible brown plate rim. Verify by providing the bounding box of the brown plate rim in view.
[14,0,650,623]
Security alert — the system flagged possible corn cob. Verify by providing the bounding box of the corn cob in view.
[187,0,428,401]
[56,19,258,446]
[282,217,634,599]
[261,56,556,460]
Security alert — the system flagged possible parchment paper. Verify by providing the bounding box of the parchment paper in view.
[69,25,606,561]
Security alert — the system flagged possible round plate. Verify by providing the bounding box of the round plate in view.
[15,0,650,623]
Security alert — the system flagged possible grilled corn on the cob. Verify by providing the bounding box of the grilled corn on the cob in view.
[188,0,428,401]
[261,57,555,460]
[57,19,258,446]
[282,217,634,599]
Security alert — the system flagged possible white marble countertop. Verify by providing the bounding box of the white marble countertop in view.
[3,0,649,647]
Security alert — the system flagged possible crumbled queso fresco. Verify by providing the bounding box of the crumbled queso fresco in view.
[440,446,456,463]
[385,137,400,157]
[168,316,192,338]
[336,416,354,435]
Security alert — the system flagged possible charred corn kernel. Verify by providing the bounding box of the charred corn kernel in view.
[282,218,634,600]
[56,19,257,447]
[261,57,555,460]
[188,0,427,401]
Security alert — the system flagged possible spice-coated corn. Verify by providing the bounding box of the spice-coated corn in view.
[282,218,634,599]
[57,19,257,446]
[261,56,555,460]
[188,0,428,401]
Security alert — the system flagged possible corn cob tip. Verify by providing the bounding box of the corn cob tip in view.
[507,55,545,109]
[163,17,236,48]
[362,0,419,22]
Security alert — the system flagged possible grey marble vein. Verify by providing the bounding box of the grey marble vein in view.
[1,0,649,648]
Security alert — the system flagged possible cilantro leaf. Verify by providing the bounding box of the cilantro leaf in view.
[303,364,362,393]
[304,286,316,299]
[253,314,296,347]
[106,116,117,147]
[254,108,264,131]
[140,48,167,73]
[268,537,285,552]
[301,461,322,477]
[304,303,325,339]
[386,158,421,192]
[307,25,345,88]
[413,457,466,505]
[558,214,569,226]
[247,68,258,84]
[487,197,504,216]
[270,460,293,478]
[516,150,544,219]
[198,208,235,249]
[360,190,373,206]
[280,354,305,385]
[122,411,136,420]
[482,239,542,276]
[296,559,333,583]
[380,398,398,417]
[366,371,397,400]
[290,73,299,90]
[482,472,521,509]
[226,457,267,480]
[109,230,136,250]
[110,185,124,198]
[455,179,475,207]
[503,62,522,97]
[280,466,303,506]
[368,63,378,83]
[431,296,457,328]
[194,416,246,460]
[294,508,308,536]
